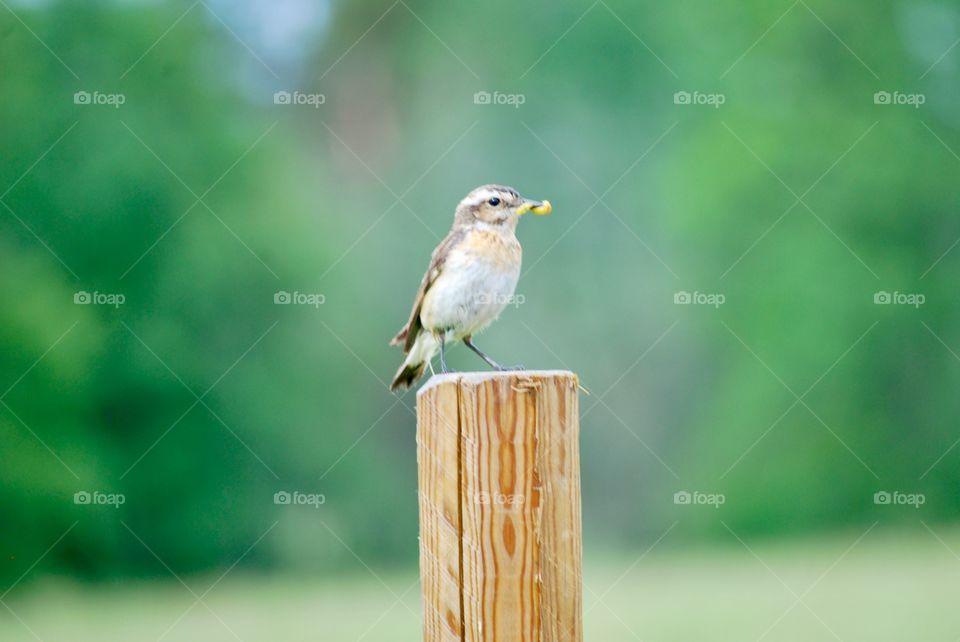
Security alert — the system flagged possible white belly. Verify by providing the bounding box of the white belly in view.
[420,249,520,338]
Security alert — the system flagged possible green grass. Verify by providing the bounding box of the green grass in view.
[4,526,958,641]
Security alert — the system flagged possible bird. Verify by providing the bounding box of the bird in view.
[389,184,551,391]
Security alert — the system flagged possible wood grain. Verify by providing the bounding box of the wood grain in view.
[416,371,582,642]
[417,377,464,642]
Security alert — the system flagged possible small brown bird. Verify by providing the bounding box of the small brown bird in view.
[389,184,551,391]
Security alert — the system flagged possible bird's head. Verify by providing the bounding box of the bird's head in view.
[454,184,551,229]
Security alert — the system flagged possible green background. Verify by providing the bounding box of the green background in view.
[1,0,958,639]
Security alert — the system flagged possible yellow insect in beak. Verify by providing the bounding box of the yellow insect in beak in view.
[517,199,552,216]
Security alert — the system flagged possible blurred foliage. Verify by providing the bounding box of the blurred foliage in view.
[6,527,960,640]
[1,0,959,584]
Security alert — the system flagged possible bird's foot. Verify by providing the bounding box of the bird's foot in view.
[438,335,449,373]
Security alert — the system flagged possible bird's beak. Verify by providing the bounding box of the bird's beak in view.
[517,199,552,216]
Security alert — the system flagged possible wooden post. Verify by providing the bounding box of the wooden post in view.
[416,370,582,642]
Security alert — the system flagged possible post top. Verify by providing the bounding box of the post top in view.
[416,369,577,398]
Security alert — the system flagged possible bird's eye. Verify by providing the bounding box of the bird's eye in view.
[487,197,500,207]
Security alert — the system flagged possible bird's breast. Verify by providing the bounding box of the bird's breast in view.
[459,227,522,269]
[420,227,522,335]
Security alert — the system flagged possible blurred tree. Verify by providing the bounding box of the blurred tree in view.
[2,0,959,584]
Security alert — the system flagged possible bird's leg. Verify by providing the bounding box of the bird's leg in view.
[438,334,449,373]
[464,336,524,371]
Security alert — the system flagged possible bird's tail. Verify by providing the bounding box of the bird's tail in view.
[390,332,439,392]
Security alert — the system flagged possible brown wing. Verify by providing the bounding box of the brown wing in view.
[390,228,465,353]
